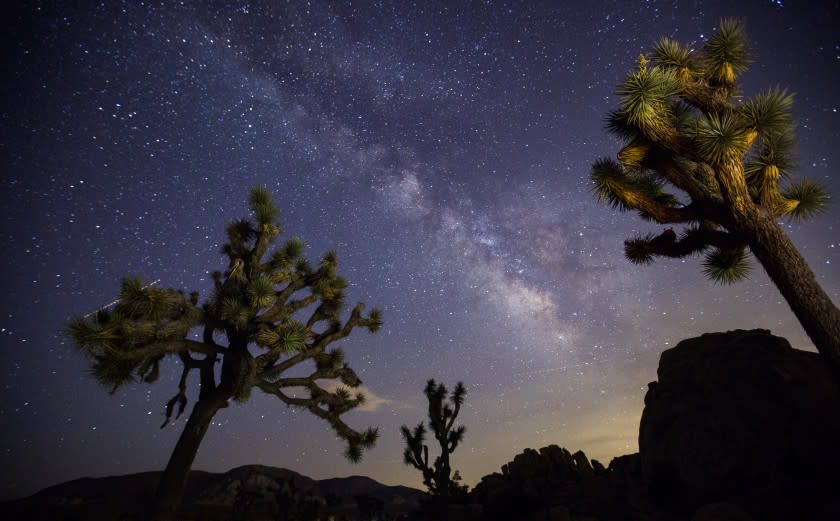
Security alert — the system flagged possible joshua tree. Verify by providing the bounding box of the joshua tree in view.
[66,186,382,521]
[401,379,468,511]
[591,19,840,368]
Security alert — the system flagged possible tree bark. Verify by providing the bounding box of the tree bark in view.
[735,208,840,371]
[149,394,227,521]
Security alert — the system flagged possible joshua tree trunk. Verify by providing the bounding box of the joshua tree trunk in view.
[735,207,840,370]
[150,394,228,521]
[439,460,451,503]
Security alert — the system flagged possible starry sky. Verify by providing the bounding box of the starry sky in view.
[2,0,839,501]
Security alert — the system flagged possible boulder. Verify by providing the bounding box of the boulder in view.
[639,329,840,520]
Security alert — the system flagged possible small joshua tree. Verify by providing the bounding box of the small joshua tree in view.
[66,186,382,521]
[401,379,468,510]
[591,19,840,369]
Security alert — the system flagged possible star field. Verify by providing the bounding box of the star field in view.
[1,0,838,500]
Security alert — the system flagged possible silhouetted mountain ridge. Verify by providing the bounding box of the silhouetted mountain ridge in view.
[1,464,423,520]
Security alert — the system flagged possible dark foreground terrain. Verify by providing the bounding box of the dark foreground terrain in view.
[0,465,424,520]
[5,330,840,521]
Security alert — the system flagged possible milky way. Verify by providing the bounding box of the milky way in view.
[2,0,838,499]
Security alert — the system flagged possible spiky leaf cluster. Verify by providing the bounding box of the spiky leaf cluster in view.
[695,111,753,164]
[703,247,752,285]
[616,58,680,141]
[67,280,202,391]
[703,18,750,89]
[653,37,698,83]
[67,185,383,462]
[591,18,829,285]
[783,180,829,220]
[250,185,277,225]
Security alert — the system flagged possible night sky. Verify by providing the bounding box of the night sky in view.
[2,0,838,501]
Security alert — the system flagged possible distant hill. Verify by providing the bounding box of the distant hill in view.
[0,464,424,520]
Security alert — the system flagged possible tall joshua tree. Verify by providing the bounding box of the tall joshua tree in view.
[401,380,467,509]
[66,186,382,521]
[591,19,840,369]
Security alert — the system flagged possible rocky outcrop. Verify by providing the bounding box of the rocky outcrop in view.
[468,329,840,521]
[470,445,643,520]
[640,329,840,521]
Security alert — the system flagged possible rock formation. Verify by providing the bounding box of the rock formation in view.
[468,329,840,521]
[640,329,840,520]
[470,445,641,520]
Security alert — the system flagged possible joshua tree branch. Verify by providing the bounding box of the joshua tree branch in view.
[681,80,732,114]
[255,380,369,445]
[627,226,745,262]
[160,352,198,428]
[632,195,701,224]
[250,224,277,269]
[641,148,724,206]
[198,353,218,400]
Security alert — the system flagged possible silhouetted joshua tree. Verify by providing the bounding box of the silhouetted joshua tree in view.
[590,18,840,370]
[401,379,468,512]
[66,186,382,521]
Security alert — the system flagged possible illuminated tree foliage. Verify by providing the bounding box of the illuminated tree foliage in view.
[66,186,382,521]
[591,19,840,369]
[401,379,468,513]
